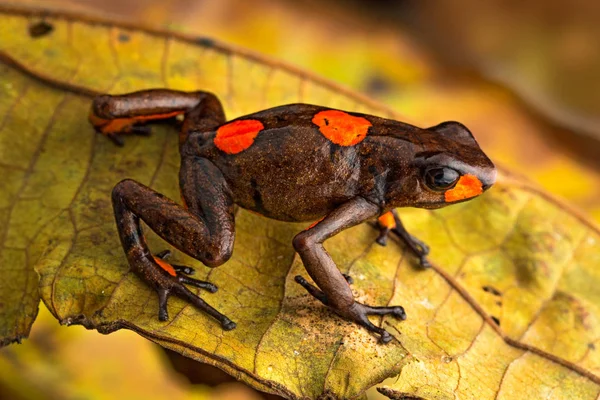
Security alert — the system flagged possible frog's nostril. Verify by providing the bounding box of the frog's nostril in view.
[481,168,497,190]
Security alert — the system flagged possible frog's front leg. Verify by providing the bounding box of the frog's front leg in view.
[111,157,236,330]
[376,209,430,268]
[293,197,406,343]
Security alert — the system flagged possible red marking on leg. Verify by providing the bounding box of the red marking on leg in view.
[215,119,264,154]
[378,212,396,229]
[89,111,183,134]
[312,110,371,146]
[444,174,483,202]
[306,216,325,230]
[153,256,177,277]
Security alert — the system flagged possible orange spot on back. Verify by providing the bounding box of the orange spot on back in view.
[444,174,483,202]
[153,256,177,277]
[378,212,397,230]
[312,110,371,146]
[215,119,264,154]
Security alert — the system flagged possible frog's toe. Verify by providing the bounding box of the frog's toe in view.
[221,319,236,331]
[155,250,172,260]
[172,264,195,276]
[375,232,388,246]
[179,275,218,293]
[346,302,403,344]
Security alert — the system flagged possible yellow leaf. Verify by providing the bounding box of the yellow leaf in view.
[1,5,599,399]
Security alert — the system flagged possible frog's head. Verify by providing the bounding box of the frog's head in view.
[390,121,496,209]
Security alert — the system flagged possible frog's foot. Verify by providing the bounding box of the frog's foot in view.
[376,213,431,268]
[294,275,405,343]
[89,114,152,146]
[150,256,234,330]
[153,253,217,293]
[155,283,235,330]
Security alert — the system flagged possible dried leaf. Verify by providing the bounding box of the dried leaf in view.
[1,6,599,399]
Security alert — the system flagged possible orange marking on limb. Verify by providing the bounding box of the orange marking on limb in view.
[215,119,264,154]
[306,217,325,230]
[153,256,177,277]
[444,174,483,202]
[312,110,371,146]
[179,189,188,210]
[89,111,183,134]
[378,212,397,230]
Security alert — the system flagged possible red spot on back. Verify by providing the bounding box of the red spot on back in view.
[444,174,483,202]
[215,119,264,154]
[312,110,371,146]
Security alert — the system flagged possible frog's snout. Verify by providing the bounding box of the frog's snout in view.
[481,167,497,191]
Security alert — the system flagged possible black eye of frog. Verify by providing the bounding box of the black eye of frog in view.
[424,167,460,191]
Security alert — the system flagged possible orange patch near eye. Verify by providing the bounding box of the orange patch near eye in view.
[378,212,397,230]
[312,110,371,146]
[153,256,177,277]
[444,174,483,202]
[215,119,264,154]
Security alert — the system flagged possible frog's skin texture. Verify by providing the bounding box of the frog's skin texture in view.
[89,89,496,343]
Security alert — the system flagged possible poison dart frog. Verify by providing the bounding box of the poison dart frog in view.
[89,89,496,343]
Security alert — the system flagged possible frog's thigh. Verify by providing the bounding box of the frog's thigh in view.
[112,172,234,269]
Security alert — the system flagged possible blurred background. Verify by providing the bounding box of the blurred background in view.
[2,0,599,398]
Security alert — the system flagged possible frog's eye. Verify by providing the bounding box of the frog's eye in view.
[424,167,460,191]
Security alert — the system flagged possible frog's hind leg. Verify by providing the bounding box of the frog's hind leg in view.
[89,89,224,146]
[111,157,235,329]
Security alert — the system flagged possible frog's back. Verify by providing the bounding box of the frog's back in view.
[192,104,416,222]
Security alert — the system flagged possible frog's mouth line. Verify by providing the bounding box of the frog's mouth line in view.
[417,202,447,210]
[417,195,482,209]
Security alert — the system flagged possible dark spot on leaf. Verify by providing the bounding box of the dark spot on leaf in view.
[496,301,502,306]
[28,21,54,38]
[482,285,502,296]
[118,32,130,42]
[589,343,596,350]
[491,316,501,326]
[363,73,393,97]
